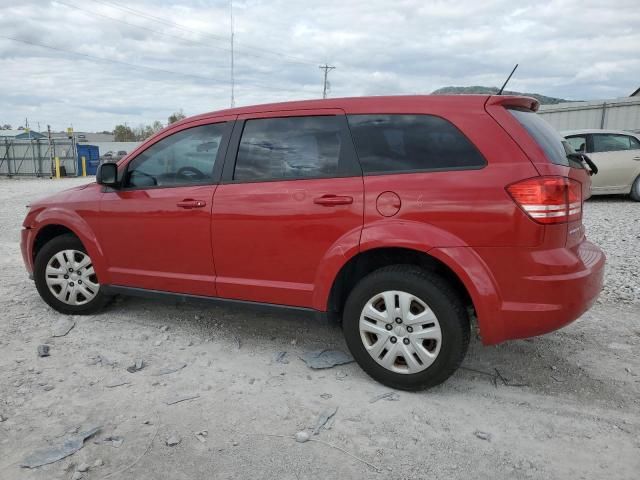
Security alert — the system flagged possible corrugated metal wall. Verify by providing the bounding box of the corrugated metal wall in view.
[1,139,76,176]
[539,97,640,133]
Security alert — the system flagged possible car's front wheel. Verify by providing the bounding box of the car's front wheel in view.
[34,234,111,314]
[342,265,470,390]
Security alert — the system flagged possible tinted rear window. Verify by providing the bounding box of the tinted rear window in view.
[509,109,571,166]
[347,114,485,174]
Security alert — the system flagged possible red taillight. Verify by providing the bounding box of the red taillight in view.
[507,176,582,224]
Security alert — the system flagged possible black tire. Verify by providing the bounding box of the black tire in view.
[630,176,640,202]
[342,265,470,390]
[34,234,111,315]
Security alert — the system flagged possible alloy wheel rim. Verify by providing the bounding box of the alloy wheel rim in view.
[45,249,99,305]
[359,290,442,374]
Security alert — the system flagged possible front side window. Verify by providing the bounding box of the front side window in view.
[234,116,343,182]
[566,135,587,153]
[592,134,639,153]
[347,114,486,174]
[125,123,226,188]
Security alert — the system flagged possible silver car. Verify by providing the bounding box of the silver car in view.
[563,129,640,200]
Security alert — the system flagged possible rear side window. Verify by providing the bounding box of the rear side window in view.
[234,116,344,182]
[347,114,485,174]
[509,109,571,166]
[592,134,640,153]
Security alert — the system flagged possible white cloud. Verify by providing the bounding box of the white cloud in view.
[1,0,638,131]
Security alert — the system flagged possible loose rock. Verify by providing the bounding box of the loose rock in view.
[295,431,310,443]
[77,462,90,472]
[474,431,492,441]
[37,344,50,357]
[312,407,338,435]
[166,435,181,446]
[126,359,144,373]
[274,351,289,364]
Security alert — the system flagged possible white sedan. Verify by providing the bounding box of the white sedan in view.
[563,129,640,200]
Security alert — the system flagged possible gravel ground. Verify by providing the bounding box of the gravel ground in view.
[0,177,638,480]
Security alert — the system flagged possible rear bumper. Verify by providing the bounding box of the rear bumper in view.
[474,240,605,344]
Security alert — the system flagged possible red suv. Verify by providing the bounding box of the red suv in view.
[21,95,605,390]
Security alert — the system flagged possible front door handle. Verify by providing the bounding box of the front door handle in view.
[633,156,640,161]
[177,199,207,209]
[313,195,354,206]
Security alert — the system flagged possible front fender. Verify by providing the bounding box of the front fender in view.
[30,208,110,284]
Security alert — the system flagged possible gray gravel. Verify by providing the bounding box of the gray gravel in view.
[584,196,640,304]
[0,177,638,480]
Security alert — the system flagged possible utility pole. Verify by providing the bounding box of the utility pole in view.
[230,0,235,108]
[319,64,335,99]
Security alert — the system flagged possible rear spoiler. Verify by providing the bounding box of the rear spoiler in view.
[485,95,540,112]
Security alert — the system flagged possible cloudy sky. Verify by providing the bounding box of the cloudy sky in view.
[1,0,639,132]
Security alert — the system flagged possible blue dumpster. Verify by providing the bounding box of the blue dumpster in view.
[76,145,100,176]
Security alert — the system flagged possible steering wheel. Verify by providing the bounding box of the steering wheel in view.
[176,166,207,180]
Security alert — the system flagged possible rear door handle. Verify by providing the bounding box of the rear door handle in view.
[633,156,640,161]
[177,199,207,209]
[313,195,354,206]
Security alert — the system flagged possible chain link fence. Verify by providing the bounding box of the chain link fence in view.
[1,138,78,177]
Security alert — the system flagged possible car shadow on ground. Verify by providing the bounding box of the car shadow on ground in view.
[96,293,624,403]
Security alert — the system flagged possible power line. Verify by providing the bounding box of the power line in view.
[56,0,230,58]
[0,35,313,95]
[86,0,319,67]
[319,64,336,99]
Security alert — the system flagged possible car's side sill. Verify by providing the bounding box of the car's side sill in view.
[101,285,326,321]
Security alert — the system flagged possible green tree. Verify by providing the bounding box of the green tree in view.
[1,124,11,130]
[151,120,164,133]
[113,124,135,142]
[168,109,186,124]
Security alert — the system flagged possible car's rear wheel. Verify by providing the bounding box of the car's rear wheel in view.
[342,265,470,390]
[630,175,640,201]
[34,234,111,314]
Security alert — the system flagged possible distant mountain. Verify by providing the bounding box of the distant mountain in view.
[431,86,573,105]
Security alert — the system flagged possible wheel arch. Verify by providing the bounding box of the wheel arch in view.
[324,246,473,319]
[29,209,110,284]
[320,244,503,345]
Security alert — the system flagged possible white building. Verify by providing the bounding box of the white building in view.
[539,87,640,133]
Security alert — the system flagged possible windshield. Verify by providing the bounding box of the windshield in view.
[509,108,574,166]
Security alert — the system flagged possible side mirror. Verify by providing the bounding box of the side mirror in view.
[96,163,119,187]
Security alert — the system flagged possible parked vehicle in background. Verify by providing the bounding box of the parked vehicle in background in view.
[116,150,128,161]
[101,151,115,163]
[563,129,640,200]
[21,95,605,390]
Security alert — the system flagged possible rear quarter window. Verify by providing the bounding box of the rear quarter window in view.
[347,114,486,174]
[509,109,571,166]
